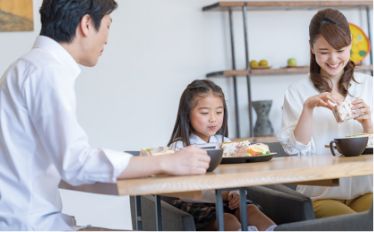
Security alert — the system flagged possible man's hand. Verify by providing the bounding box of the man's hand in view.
[160,146,210,175]
[119,146,210,179]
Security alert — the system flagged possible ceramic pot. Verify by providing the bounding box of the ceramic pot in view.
[252,100,274,137]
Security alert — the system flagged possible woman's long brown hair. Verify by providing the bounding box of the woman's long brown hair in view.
[309,8,356,96]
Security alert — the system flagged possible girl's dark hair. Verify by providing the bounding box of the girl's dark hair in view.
[168,79,228,147]
[40,0,118,43]
[309,8,356,96]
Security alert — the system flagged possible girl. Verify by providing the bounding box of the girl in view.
[278,8,372,218]
[167,79,276,231]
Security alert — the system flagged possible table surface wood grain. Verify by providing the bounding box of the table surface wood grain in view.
[116,155,373,196]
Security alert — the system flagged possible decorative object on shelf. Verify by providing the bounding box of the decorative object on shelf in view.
[349,23,370,65]
[258,59,269,68]
[0,0,33,32]
[250,59,259,68]
[287,57,298,67]
[250,59,271,69]
[252,100,274,137]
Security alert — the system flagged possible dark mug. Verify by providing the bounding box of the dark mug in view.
[329,136,368,157]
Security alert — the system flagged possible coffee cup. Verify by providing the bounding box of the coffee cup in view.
[329,136,368,156]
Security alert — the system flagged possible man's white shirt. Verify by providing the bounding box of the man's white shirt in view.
[0,36,132,230]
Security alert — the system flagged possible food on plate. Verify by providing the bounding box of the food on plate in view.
[140,146,174,156]
[332,101,354,123]
[222,140,251,157]
[247,143,271,156]
[221,140,271,157]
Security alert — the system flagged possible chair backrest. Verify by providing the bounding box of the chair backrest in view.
[265,142,297,157]
[129,196,196,231]
[275,206,373,231]
[247,185,314,224]
[124,151,140,156]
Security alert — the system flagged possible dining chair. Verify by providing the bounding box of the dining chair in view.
[275,207,373,231]
[124,150,196,230]
[246,184,315,224]
[129,195,196,231]
[245,142,315,224]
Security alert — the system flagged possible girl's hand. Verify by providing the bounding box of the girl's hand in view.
[304,92,338,111]
[351,98,373,133]
[227,191,240,210]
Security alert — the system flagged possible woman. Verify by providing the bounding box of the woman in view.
[278,8,372,218]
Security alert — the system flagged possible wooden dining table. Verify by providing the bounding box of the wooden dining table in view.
[60,154,373,231]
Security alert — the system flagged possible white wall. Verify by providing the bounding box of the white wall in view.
[0,0,372,229]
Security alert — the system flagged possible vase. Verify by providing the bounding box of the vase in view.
[252,100,274,137]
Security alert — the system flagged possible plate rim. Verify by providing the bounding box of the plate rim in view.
[221,153,274,164]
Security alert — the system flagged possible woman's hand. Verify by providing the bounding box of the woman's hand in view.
[295,92,338,145]
[304,92,337,110]
[351,98,373,133]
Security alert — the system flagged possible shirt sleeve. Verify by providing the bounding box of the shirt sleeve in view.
[168,140,185,150]
[277,86,315,156]
[23,66,131,185]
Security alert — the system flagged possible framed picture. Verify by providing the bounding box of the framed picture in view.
[0,0,33,32]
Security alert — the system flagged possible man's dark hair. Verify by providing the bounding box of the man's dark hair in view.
[40,0,118,43]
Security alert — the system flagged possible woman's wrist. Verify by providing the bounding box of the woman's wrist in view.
[303,98,316,111]
[362,119,373,133]
[302,102,315,115]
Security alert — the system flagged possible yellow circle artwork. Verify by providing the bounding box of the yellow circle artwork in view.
[349,23,370,65]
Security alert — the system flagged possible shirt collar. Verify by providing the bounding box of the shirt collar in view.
[190,133,221,144]
[33,36,81,79]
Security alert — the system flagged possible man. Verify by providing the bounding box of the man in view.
[0,0,210,230]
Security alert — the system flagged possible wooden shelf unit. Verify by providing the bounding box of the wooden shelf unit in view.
[207,65,373,78]
[203,1,373,11]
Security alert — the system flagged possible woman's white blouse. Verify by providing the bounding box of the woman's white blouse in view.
[0,36,132,230]
[278,72,373,200]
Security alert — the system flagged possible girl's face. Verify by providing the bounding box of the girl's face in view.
[190,94,224,142]
[311,35,351,78]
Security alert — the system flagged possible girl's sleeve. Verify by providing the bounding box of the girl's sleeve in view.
[277,87,316,156]
[168,140,184,150]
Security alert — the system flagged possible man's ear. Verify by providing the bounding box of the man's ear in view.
[79,14,93,37]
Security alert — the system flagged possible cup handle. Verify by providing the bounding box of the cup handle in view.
[329,141,337,156]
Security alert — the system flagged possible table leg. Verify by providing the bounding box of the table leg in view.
[239,188,248,231]
[215,189,225,230]
[154,195,162,231]
[134,196,143,230]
